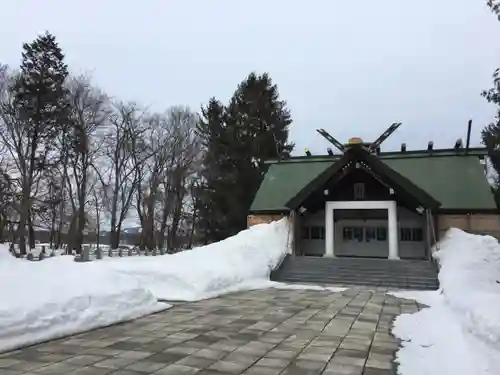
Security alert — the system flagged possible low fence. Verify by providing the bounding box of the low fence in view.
[74,246,181,262]
[8,243,188,262]
[11,245,62,261]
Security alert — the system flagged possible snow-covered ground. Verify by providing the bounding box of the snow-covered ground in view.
[391,229,500,375]
[0,249,168,353]
[0,219,345,353]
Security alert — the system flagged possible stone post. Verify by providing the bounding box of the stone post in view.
[82,246,90,262]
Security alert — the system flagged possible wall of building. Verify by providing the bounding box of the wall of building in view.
[436,213,500,239]
[300,209,325,256]
[247,214,287,227]
[299,205,426,258]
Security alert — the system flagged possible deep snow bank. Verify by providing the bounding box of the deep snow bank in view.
[391,228,500,374]
[392,291,500,375]
[0,250,168,353]
[434,228,500,350]
[105,218,293,301]
[0,218,302,353]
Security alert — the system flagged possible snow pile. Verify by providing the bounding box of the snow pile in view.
[435,229,500,350]
[0,248,169,353]
[105,218,293,301]
[391,228,500,375]
[0,218,295,353]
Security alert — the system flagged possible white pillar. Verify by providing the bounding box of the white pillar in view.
[324,203,335,257]
[388,201,399,260]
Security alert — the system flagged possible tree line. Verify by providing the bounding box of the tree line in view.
[0,32,294,254]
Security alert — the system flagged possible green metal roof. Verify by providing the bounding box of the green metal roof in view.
[250,151,496,212]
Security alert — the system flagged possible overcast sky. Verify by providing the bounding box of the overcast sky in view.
[2,0,500,155]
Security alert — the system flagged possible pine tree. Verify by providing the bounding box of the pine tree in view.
[196,98,235,242]
[13,31,70,253]
[196,73,294,241]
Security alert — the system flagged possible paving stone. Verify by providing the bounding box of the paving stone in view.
[323,363,364,375]
[61,354,107,366]
[109,370,148,375]
[145,352,185,364]
[243,365,283,374]
[255,357,290,369]
[209,360,250,373]
[369,346,396,356]
[64,366,116,375]
[194,349,227,360]
[116,351,154,360]
[223,354,260,367]
[291,359,325,371]
[329,355,366,367]
[124,360,168,373]
[0,369,22,375]
[7,361,48,372]
[362,368,396,375]
[93,357,138,369]
[36,353,74,362]
[139,341,176,352]
[31,362,80,374]
[184,340,213,349]
[176,355,215,369]
[0,358,22,367]
[265,350,297,359]
[366,353,394,370]
[297,351,332,362]
[280,363,323,375]
[153,364,200,374]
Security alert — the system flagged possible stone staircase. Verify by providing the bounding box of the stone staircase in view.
[271,256,439,290]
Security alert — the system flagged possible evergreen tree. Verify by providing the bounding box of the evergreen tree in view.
[481,70,500,206]
[197,73,294,241]
[13,31,70,253]
[482,2,500,206]
[223,72,294,234]
[196,98,235,242]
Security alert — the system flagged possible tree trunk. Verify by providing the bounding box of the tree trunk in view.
[188,210,197,248]
[49,206,56,249]
[110,228,120,249]
[75,163,88,254]
[17,197,29,255]
[168,197,182,251]
[27,211,35,249]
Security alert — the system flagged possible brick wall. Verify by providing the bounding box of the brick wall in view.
[247,214,287,227]
[436,213,500,239]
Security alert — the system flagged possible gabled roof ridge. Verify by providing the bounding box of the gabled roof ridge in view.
[265,147,488,164]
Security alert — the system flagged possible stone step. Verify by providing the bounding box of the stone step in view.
[286,266,436,277]
[280,273,439,283]
[280,273,439,286]
[281,273,437,283]
[279,276,438,290]
[272,256,439,290]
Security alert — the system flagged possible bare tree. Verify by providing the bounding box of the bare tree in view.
[158,106,201,250]
[133,113,172,250]
[99,102,146,249]
[63,76,109,252]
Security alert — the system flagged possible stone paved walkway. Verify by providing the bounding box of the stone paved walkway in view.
[0,287,426,375]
